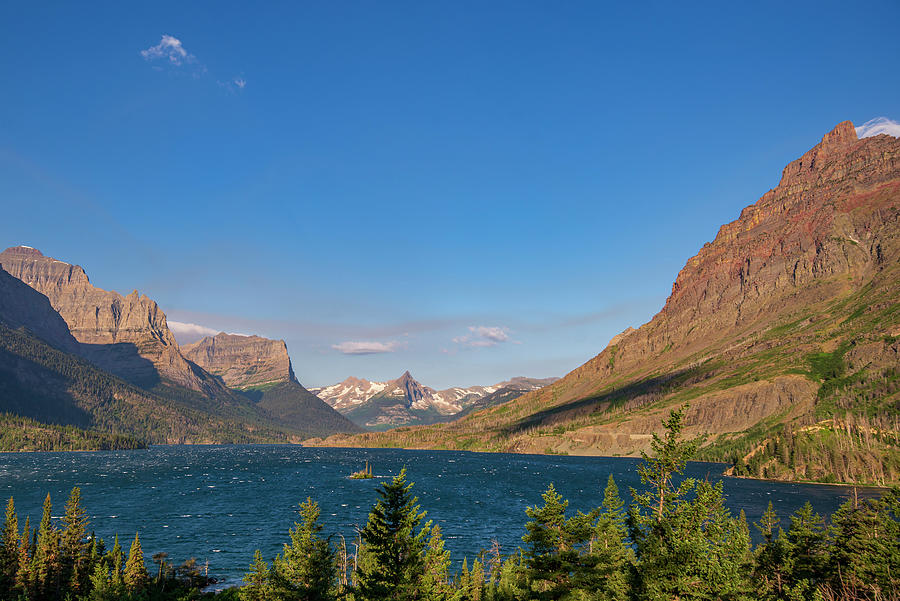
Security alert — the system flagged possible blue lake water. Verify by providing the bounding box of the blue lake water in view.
[0,445,880,587]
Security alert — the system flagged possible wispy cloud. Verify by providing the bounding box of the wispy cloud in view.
[141,35,195,66]
[168,320,219,344]
[141,35,244,90]
[453,325,513,348]
[856,117,900,139]
[218,77,248,92]
[332,340,404,355]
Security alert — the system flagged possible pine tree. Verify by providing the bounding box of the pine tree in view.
[271,497,335,601]
[0,497,18,593]
[33,493,61,600]
[109,534,125,594]
[421,524,451,601]
[14,516,31,597]
[632,405,699,525]
[356,468,428,601]
[86,562,114,601]
[60,486,89,595]
[629,407,752,601]
[785,502,830,587]
[123,532,148,593]
[827,488,900,597]
[590,476,631,601]
[242,549,274,601]
[494,550,526,601]
[521,483,603,599]
[753,503,789,598]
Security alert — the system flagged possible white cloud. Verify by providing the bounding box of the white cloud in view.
[332,341,402,355]
[234,78,246,89]
[453,325,512,348]
[141,35,194,66]
[168,320,219,344]
[856,117,900,139]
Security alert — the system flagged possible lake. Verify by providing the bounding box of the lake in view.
[0,445,878,588]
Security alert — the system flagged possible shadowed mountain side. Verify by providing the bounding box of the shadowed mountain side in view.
[0,265,80,353]
[0,246,219,394]
[0,323,300,443]
[239,381,364,438]
[183,332,361,437]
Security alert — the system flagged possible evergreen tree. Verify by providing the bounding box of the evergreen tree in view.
[356,468,428,601]
[591,476,632,601]
[493,551,526,601]
[0,497,18,593]
[629,407,753,601]
[33,493,61,600]
[123,532,148,594]
[86,562,115,601]
[827,488,900,598]
[271,497,335,601]
[60,486,89,595]
[14,516,31,597]
[521,483,604,600]
[242,549,274,601]
[753,503,789,598]
[421,524,452,601]
[785,502,830,588]
[108,534,124,594]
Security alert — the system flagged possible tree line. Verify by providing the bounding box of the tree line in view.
[1,406,898,600]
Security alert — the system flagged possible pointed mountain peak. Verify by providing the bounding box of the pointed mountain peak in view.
[821,120,858,149]
[778,121,863,188]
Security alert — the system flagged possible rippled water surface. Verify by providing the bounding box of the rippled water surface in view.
[0,445,878,587]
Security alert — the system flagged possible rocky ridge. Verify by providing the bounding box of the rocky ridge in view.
[0,246,215,392]
[183,332,296,389]
[312,372,557,428]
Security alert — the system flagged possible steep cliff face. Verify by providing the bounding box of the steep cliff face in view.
[182,332,362,436]
[0,265,79,354]
[0,246,212,391]
[578,122,898,386]
[182,333,296,389]
[313,122,900,483]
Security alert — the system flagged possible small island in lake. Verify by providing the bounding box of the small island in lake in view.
[349,461,374,479]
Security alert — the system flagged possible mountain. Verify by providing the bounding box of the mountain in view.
[0,264,297,443]
[182,333,296,389]
[183,332,361,436]
[0,245,217,393]
[0,265,80,354]
[311,372,557,429]
[0,249,359,441]
[310,122,900,485]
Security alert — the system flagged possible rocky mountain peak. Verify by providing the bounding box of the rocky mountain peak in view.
[0,246,210,391]
[390,371,426,403]
[778,120,861,187]
[182,332,296,390]
[3,245,44,258]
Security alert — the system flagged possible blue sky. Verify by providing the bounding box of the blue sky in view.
[1,1,898,389]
